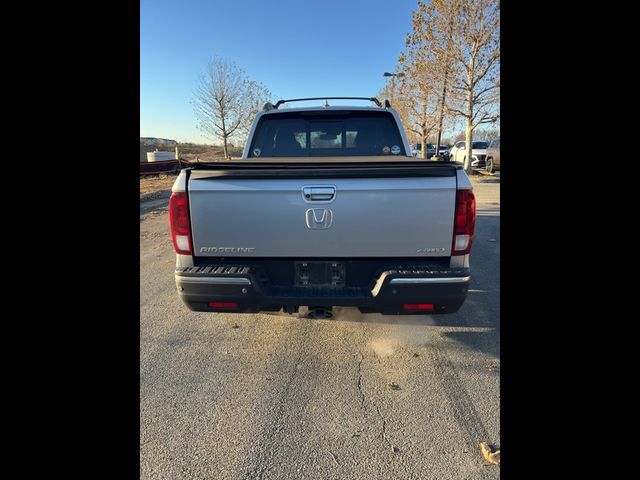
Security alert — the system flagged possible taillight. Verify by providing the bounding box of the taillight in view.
[169,191,192,255]
[452,189,476,255]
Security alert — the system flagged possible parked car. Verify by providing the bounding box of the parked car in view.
[410,143,436,159]
[437,144,450,159]
[486,137,500,173]
[449,141,489,167]
[415,143,436,160]
[424,143,437,159]
[170,96,476,317]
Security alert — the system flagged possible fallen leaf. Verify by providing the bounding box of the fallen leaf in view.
[387,382,401,391]
[480,442,500,465]
[232,323,239,329]
[413,353,420,358]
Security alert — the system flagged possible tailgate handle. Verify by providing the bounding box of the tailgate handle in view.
[303,186,335,201]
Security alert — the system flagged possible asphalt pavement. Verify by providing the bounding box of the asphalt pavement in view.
[140,181,500,479]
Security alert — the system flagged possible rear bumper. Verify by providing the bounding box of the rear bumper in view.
[175,264,470,315]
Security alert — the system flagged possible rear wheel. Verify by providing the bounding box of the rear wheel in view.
[486,158,494,173]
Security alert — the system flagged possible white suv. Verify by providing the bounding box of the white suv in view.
[449,141,489,167]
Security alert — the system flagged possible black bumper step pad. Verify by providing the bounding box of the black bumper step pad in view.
[176,265,251,276]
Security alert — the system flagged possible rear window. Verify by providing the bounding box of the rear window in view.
[472,141,488,149]
[248,110,406,157]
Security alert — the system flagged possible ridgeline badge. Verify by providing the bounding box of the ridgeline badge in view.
[417,247,446,254]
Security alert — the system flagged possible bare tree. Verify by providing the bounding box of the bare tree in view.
[405,0,499,172]
[447,0,500,172]
[407,82,440,158]
[474,127,500,141]
[402,1,460,158]
[453,131,466,142]
[379,68,440,158]
[192,57,271,159]
[378,79,413,142]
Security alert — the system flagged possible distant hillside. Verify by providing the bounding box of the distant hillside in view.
[178,143,244,161]
[140,140,243,162]
[140,137,177,146]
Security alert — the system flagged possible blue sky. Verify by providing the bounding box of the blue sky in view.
[140,0,418,144]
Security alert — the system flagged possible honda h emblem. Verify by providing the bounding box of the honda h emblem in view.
[305,208,334,229]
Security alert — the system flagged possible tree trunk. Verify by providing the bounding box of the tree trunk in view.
[464,122,473,173]
[436,16,454,158]
[435,68,449,157]
[464,71,474,174]
[221,113,229,159]
[464,46,477,174]
[420,101,427,159]
[223,136,229,160]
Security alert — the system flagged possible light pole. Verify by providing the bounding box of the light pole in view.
[383,71,405,105]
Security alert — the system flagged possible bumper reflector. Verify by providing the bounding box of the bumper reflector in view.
[403,303,435,311]
[208,301,238,309]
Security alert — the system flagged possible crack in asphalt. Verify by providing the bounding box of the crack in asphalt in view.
[375,405,393,449]
[375,404,408,478]
[328,450,340,467]
[245,321,312,480]
[356,324,402,459]
[356,352,366,410]
[355,338,402,459]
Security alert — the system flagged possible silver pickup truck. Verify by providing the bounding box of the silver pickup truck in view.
[170,97,476,317]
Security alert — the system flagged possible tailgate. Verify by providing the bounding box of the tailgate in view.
[188,170,456,258]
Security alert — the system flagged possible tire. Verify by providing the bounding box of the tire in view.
[486,158,494,173]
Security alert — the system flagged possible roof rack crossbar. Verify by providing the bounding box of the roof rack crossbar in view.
[272,97,382,109]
